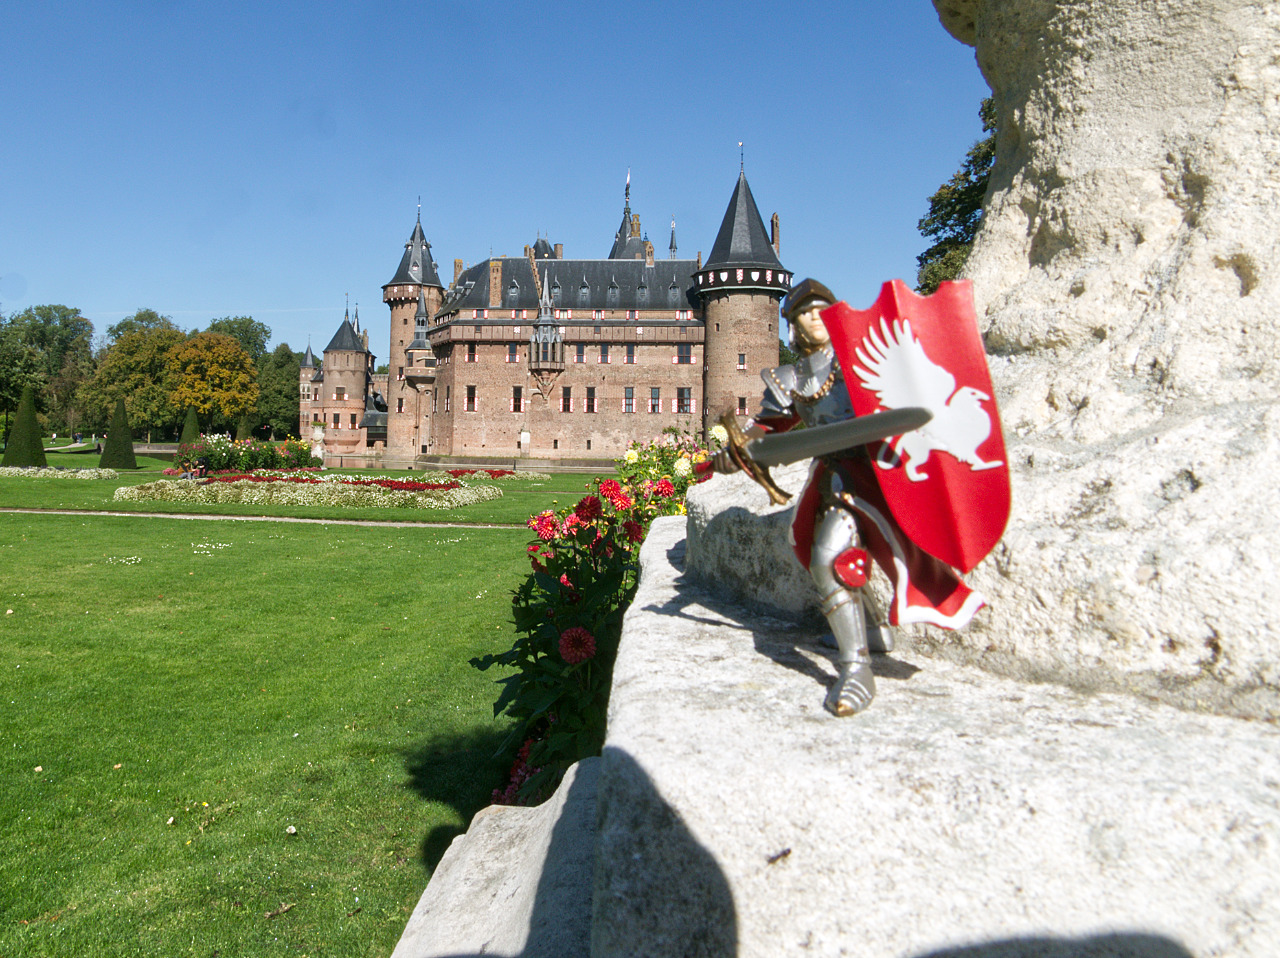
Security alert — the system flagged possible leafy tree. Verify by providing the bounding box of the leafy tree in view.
[166,332,259,432]
[256,343,302,439]
[916,98,996,294]
[374,363,390,375]
[1,385,47,468]
[235,414,255,440]
[84,326,186,441]
[0,321,45,441]
[179,406,200,445]
[98,398,138,469]
[107,308,179,343]
[205,316,271,366]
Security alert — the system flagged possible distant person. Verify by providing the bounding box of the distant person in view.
[196,457,209,478]
[179,459,195,480]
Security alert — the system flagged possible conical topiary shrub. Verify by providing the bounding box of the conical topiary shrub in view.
[179,406,200,445]
[1,385,47,468]
[99,398,138,470]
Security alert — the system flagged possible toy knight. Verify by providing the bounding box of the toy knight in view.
[712,278,1008,716]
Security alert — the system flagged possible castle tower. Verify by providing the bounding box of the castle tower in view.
[320,309,374,464]
[383,211,445,460]
[695,171,791,435]
[298,342,317,437]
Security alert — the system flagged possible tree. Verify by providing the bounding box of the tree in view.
[84,326,186,441]
[256,343,303,439]
[179,406,200,445]
[98,398,138,469]
[916,98,996,294]
[1,385,47,468]
[107,308,179,343]
[235,414,255,441]
[0,321,44,441]
[166,332,259,431]
[205,316,271,366]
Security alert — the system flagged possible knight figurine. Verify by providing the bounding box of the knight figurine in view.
[712,278,1008,716]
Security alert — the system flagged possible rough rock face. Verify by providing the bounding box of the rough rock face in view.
[926,0,1280,717]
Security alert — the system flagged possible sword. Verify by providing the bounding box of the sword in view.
[702,407,932,505]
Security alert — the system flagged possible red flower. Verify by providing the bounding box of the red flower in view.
[574,495,603,520]
[529,512,558,541]
[559,626,596,664]
[654,478,675,498]
[599,479,622,499]
[607,491,633,511]
[623,520,645,543]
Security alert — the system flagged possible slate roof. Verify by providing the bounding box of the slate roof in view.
[437,256,701,319]
[704,171,783,270]
[324,315,367,354]
[300,343,316,368]
[384,216,444,290]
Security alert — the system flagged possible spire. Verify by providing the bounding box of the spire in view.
[301,342,316,368]
[669,215,678,258]
[384,209,444,290]
[703,170,784,270]
[353,304,360,334]
[323,305,366,353]
[608,170,646,260]
[408,288,431,349]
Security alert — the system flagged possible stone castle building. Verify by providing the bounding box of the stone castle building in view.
[300,171,791,462]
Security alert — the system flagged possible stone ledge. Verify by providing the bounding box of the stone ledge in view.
[593,517,1280,957]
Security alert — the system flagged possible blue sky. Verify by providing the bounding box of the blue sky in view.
[1,1,989,362]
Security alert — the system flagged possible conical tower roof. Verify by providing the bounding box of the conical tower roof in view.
[704,171,783,270]
[300,343,316,368]
[384,214,444,290]
[323,313,366,354]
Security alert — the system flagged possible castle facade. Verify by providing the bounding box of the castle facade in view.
[300,171,790,462]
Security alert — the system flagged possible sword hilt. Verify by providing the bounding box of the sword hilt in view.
[718,412,791,506]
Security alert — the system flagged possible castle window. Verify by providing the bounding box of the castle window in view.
[466,385,477,412]
[350,413,357,427]
[676,388,693,415]
[599,343,610,364]
[626,310,638,319]
[677,310,691,320]
[625,343,636,364]
[586,387,597,413]
[592,310,603,320]
[398,366,405,380]
[397,398,404,413]
[432,392,438,413]
[649,387,661,414]
[511,386,523,412]
[466,343,477,363]
[445,386,450,413]
[507,343,519,363]
[333,387,346,401]
[575,343,585,364]
[333,413,340,428]
[675,344,693,364]
[738,396,748,415]
[561,387,572,412]
[624,386,634,414]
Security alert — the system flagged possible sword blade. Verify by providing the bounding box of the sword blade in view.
[744,407,932,468]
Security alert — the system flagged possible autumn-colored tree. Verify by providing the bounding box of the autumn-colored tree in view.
[83,326,186,441]
[166,332,259,432]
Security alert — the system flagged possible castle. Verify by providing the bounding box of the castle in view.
[299,171,791,463]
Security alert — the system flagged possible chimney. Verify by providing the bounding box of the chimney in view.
[524,245,531,258]
[770,213,780,254]
[554,243,563,259]
[631,214,641,239]
[696,251,702,271]
[644,240,654,266]
[489,259,502,308]
[454,259,464,284]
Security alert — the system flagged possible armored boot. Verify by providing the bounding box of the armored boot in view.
[810,506,876,716]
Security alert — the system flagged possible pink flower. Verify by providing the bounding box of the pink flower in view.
[574,495,603,520]
[654,479,675,499]
[608,491,633,511]
[529,512,558,541]
[559,627,596,664]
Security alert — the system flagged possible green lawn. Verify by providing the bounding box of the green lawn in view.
[0,511,535,957]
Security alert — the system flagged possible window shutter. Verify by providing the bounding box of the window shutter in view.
[671,355,677,364]
[670,399,677,413]
[691,399,697,414]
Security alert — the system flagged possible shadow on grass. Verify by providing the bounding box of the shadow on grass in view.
[402,724,513,874]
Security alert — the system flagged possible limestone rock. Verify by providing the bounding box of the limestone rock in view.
[924,0,1280,716]
[389,758,597,958]
[597,518,1280,957]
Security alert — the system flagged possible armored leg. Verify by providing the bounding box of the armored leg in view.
[810,506,875,716]
[863,587,894,654]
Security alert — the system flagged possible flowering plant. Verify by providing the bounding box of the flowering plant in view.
[614,426,720,518]
[0,466,120,480]
[176,436,319,472]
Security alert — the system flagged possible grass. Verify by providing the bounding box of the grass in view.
[0,470,607,526]
[0,511,538,957]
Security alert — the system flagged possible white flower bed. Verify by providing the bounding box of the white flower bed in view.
[113,478,503,510]
[0,466,119,480]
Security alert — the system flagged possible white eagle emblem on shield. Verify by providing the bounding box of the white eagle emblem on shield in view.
[851,317,1004,482]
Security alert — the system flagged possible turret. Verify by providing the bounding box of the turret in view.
[695,170,792,434]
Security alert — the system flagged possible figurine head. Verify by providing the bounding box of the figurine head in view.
[782,278,835,354]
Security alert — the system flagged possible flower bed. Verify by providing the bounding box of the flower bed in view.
[113,475,502,510]
[176,435,319,472]
[474,427,722,804]
[0,466,119,480]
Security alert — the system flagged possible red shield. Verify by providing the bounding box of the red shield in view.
[820,279,1010,573]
